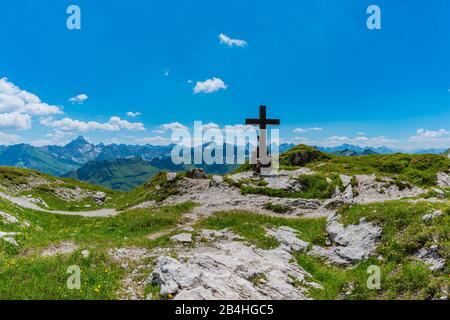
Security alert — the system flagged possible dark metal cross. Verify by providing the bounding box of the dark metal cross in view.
[245,105,280,129]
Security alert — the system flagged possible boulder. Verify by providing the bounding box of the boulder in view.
[422,210,443,222]
[437,172,450,188]
[92,191,106,204]
[0,231,20,246]
[186,168,207,179]
[266,226,309,253]
[415,246,445,271]
[170,233,192,243]
[209,175,224,187]
[167,172,177,182]
[308,214,382,265]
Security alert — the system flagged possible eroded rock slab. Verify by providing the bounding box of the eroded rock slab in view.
[307,214,382,265]
[41,241,79,257]
[148,234,318,300]
[437,172,450,188]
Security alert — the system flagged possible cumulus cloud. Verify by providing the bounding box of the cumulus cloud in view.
[68,93,88,104]
[40,116,145,133]
[218,33,247,47]
[161,122,188,131]
[0,78,62,116]
[0,112,32,130]
[126,111,142,118]
[201,122,220,130]
[224,124,254,131]
[410,128,449,140]
[407,128,450,148]
[0,131,22,145]
[193,78,228,94]
[137,136,171,146]
[293,127,323,133]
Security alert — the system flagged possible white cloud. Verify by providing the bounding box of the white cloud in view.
[218,33,247,47]
[407,128,450,148]
[224,124,254,131]
[161,122,188,131]
[152,129,166,134]
[0,78,62,116]
[357,132,367,135]
[293,127,323,133]
[68,93,88,104]
[40,116,145,133]
[126,111,142,118]
[410,128,449,140]
[0,112,31,130]
[0,131,22,145]
[137,136,171,146]
[201,122,220,130]
[193,77,228,94]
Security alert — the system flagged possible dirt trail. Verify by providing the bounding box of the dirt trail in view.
[0,191,117,217]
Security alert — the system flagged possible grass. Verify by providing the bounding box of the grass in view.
[113,172,183,210]
[196,210,327,249]
[308,153,450,187]
[240,174,340,200]
[294,200,449,300]
[0,249,123,299]
[0,197,196,299]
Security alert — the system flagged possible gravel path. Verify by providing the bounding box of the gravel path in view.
[0,191,118,217]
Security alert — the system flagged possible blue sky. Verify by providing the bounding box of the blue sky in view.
[0,0,449,150]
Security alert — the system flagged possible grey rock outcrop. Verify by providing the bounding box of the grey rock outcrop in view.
[186,168,207,179]
[437,172,450,188]
[422,210,443,222]
[170,233,193,243]
[148,235,319,300]
[308,214,382,265]
[415,246,445,271]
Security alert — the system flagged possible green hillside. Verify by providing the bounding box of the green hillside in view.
[0,144,79,176]
[64,157,161,191]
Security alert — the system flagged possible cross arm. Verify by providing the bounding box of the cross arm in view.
[245,119,260,125]
[266,119,280,125]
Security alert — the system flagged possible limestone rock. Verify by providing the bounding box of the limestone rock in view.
[209,175,224,187]
[170,233,192,243]
[267,226,309,253]
[0,211,19,224]
[167,172,177,182]
[437,172,450,188]
[263,176,302,192]
[92,191,106,204]
[0,231,20,246]
[186,168,208,179]
[308,214,381,265]
[422,210,443,222]
[41,241,79,257]
[81,249,90,258]
[148,239,316,300]
[201,229,225,240]
[415,246,445,271]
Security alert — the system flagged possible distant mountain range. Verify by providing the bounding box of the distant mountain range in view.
[0,137,448,184]
[315,144,448,156]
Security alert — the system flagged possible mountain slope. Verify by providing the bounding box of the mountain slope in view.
[0,144,79,176]
[64,157,161,191]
